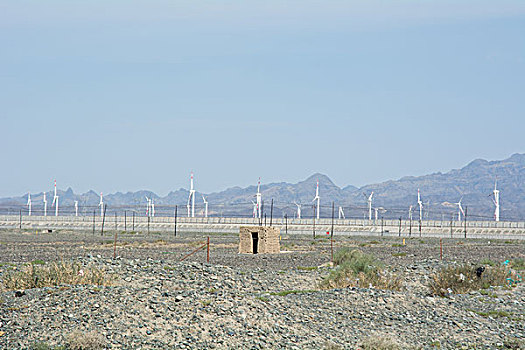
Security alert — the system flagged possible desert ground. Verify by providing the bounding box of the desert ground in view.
[0,228,523,349]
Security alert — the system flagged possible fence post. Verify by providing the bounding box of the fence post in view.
[419,219,422,237]
[132,211,135,231]
[464,206,468,239]
[312,205,316,239]
[101,204,107,236]
[124,211,127,232]
[398,217,402,237]
[270,199,273,227]
[174,205,178,237]
[285,214,288,235]
[381,217,384,236]
[207,236,210,263]
[92,210,96,235]
[19,209,22,229]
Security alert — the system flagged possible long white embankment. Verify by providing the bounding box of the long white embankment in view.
[0,215,524,240]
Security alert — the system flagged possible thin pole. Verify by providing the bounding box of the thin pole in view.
[312,205,316,239]
[101,204,107,236]
[114,212,117,231]
[113,230,118,259]
[331,202,335,263]
[419,218,422,237]
[147,215,150,235]
[92,210,96,235]
[124,211,127,232]
[450,215,453,238]
[285,214,288,235]
[464,206,468,239]
[331,202,334,238]
[381,217,384,236]
[440,238,443,260]
[264,213,267,226]
[207,236,210,263]
[132,211,135,231]
[270,199,273,227]
[19,209,22,229]
[174,205,178,237]
[398,217,402,237]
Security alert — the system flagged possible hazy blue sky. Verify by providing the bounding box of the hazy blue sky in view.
[2,1,524,197]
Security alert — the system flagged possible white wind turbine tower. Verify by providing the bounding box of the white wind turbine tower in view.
[151,199,155,217]
[99,192,104,217]
[202,195,208,218]
[492,180,500,222]
[255,178,262,219]
[338,206,345,219]
[27,193,32,216]
[417,188,423,222]
[74,200,78,217]
[312,180,320,220]
[187,172,196,218]
[455,197,465,222]
[145,196,151,217]
[408,205,413,221]
[251,200,257,218]
[294,201,301,219]
[52,180,59,216]
[43,192,47,217]
[363,192,374,221]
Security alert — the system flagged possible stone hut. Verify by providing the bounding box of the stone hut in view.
[239,226,280,254]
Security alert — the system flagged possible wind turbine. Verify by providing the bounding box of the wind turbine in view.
[99,192,104,217]
[363,192,374,221]
[417,188,423,222]
[338,206,345,219]
[408,205,413,221]
[251,200,257,218]
[52,180,59,216]
[294,201,301,219]
[74,200,78,217]
[145,196,151,217]
[492,180,500,222]
[312,180,320,220]
[202,195,208,218]
[27,193,32,216]
[43,192,47,217]
[187,172,196,218]
[455,197,465,222]
[151,199,155,217]
[255,178,262,219]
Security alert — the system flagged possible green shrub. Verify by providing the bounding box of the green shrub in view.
[320,249,402,291]
[429,264,509,296]
[3,260,113,290]
[511,258,525,271]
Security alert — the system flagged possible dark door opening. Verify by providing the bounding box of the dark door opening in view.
[251,232,259,254]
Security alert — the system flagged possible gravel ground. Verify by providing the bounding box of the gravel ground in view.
[0,228,524,349]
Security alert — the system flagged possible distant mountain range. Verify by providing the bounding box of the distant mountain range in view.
[1,154,524,220]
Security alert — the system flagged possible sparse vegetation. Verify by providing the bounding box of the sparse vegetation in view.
[2,260,114,290]
[429,264,509,296]
[320,248,402,291]
[256,296,269,302]
[392,252,407,257]
[65,330,105,350]
[358,334,404,350]
[31,259,46,265]
[30,342,65,350]
[297,266,317,271]
[270,289,316,296]
[479,258,496,267]
[511,258,525,270]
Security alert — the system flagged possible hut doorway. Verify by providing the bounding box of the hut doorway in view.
[251,232,259,254]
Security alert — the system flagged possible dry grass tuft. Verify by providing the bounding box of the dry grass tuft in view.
[359,334,405,350]
[2,260,114,290]
[319,248,402,291]
[429,264,509,296]
[65,330,105,350]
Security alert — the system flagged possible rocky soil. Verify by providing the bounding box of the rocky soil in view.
[0,229,523,349]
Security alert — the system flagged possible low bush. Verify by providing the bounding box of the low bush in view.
[429,264,508,296]
[320,249,402,291]
[3,260,113,290]
[65,330,105,350]
[359,335,404,350]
